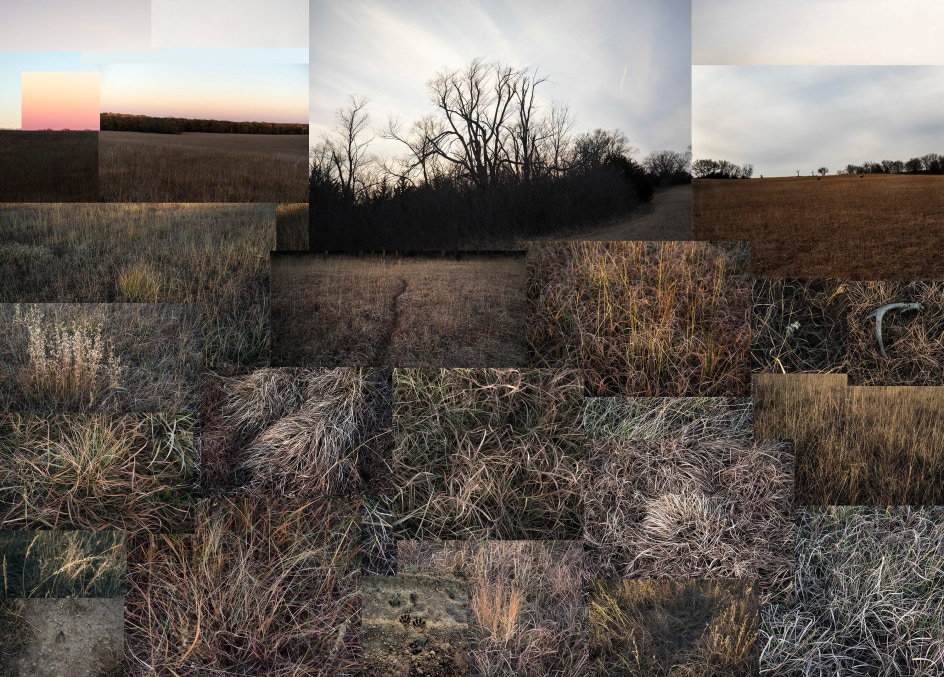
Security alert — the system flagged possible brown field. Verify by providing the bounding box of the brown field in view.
[755,373,944,505]
[693,175,944,279]
[99,130,308,202]
[0,130,98,202]
[276,203,309,250]
[271,253,527,367]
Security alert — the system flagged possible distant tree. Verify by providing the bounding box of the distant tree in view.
[643,149,691,183]
[692,158,720,178]
[817,167,828,177]
[571,129,637,171]
[922,153,942,174]
[905,157,924,173]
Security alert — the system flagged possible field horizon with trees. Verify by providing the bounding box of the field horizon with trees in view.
[311,57,691,250]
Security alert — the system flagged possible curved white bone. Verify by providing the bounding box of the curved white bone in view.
[865,302,923,358]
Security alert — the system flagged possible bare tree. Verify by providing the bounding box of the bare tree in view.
[315,94,375,204]
[644,149,691,182]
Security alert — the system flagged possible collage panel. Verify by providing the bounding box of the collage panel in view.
[529,240,751,397]
[585,396,753,440]
[270,252,528,368]
[276,202,309,251]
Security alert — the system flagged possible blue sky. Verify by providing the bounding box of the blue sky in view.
[693,66,944,178]
[310,0,692,162]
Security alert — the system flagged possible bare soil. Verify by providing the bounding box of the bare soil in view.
[360,573,469,677]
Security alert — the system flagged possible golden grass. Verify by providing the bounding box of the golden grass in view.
[271,254,527,367]
[755,373,944,504]
[528,241,751,396]
[693,175,944,279]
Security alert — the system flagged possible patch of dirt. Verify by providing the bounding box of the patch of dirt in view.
[378,278,409,365]
[15,598,123,677]
[361,573,469,677]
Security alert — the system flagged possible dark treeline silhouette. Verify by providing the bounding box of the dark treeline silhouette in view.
[843,154,943,175]
[101,112,308,135]
[691,158,753,179]
[310,58,689,250]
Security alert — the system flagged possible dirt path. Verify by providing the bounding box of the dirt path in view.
[536,184,692,241]
[378,278,408,365]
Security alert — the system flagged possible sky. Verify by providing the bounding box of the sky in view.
[694,0,944,65]
[22,72,100,130]
[310,0,691,163]
[693,66,944,178]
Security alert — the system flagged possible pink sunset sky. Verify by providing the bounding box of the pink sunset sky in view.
[21,72,100,130]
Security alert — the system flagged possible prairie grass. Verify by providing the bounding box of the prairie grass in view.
[584,397,752,440]
[585,437,793,603]
[0,530,125,598]
[761,507,944,675]
[752,278,848,373]
[589,578,758,677]
[0,599,32,676]
[99,131,308,202]
[0,304,200,412]
[392,368,584,540]
[528,240,751,397]
[276,203,309,250]
[399,540,588,677]
[0,203,273,370]
[0,413,193,531]
[755,373,944,504]
[271,253,528,367]
[125,498,360,676]
[845,280,944,385]
[0,130,98,202]
[361,496,397,576]
[693,174,944,278]
[198,367,392,497]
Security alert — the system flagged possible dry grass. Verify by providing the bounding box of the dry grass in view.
[99,131,308,202]
[585,397,752,440]
[198,367,391,497]
[391,368,583,540]
[0,304,200,413]
[399,540,588,677]
[755,373,944,505]
[0,203,273,370]
[693,175,944,279]
[0,598,32,676]
[590,578,758,677]
[762,507,944,675]
[0,131,98,202]
[752,278,848,373]
[0,413,193,532]
[0,530,125,598]
[845,280,944,385]
[585,437,793,604]
[528,241,751,397]
[271,253,527,367]
[125,498,360,676]
[276,203,309,250]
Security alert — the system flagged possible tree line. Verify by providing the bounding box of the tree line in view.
[310,58,690,249]
[691,158,753,179]
[692,153,944,179]
[101,113,308,135]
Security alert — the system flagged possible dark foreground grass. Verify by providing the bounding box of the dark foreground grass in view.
[0,131,98,202]
[199,368,392,497]
[590,578,759,677]
[584,397,752,440]
[0,599,32,676]
[125,498,360,676]
[392,368,584,540]
[276,203,309,250]
[762,507,944,675]
[528,241,751,396]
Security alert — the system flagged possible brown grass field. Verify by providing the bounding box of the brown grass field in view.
[276,203,309,250]
[755,373,944,505]
[271,253,527,367]
[693,175,944,279]
[0,131,98,202]
[99,131,308,202]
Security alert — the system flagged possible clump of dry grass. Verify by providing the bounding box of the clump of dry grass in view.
[270,253,527,367]
[392,369,584,540]
[585,397,752,440]
[752,278,848,373]
[0,413,194,532]
[399,540,588,677]
[0,598,32,676]
[590,578,758,677]
[693,174,944,279]
[528,241,751,397]
[585,437,793,604]
[276,203,309,250]
[125,498,360,676]
[0,203,273,370]
[198,367,391,497]
[844,280,944,385]
[755,373,944,504]
[361,496,396,576]
[0,303,201,413]
[762,507,944,675]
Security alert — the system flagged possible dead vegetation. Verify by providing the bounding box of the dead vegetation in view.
[528,240,750,397]
[693,175,944,279]
[584,397,752,440]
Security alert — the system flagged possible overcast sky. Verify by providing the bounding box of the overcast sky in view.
[310,0,691,161]
[693,66,944,178]
[694,0,944,65]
